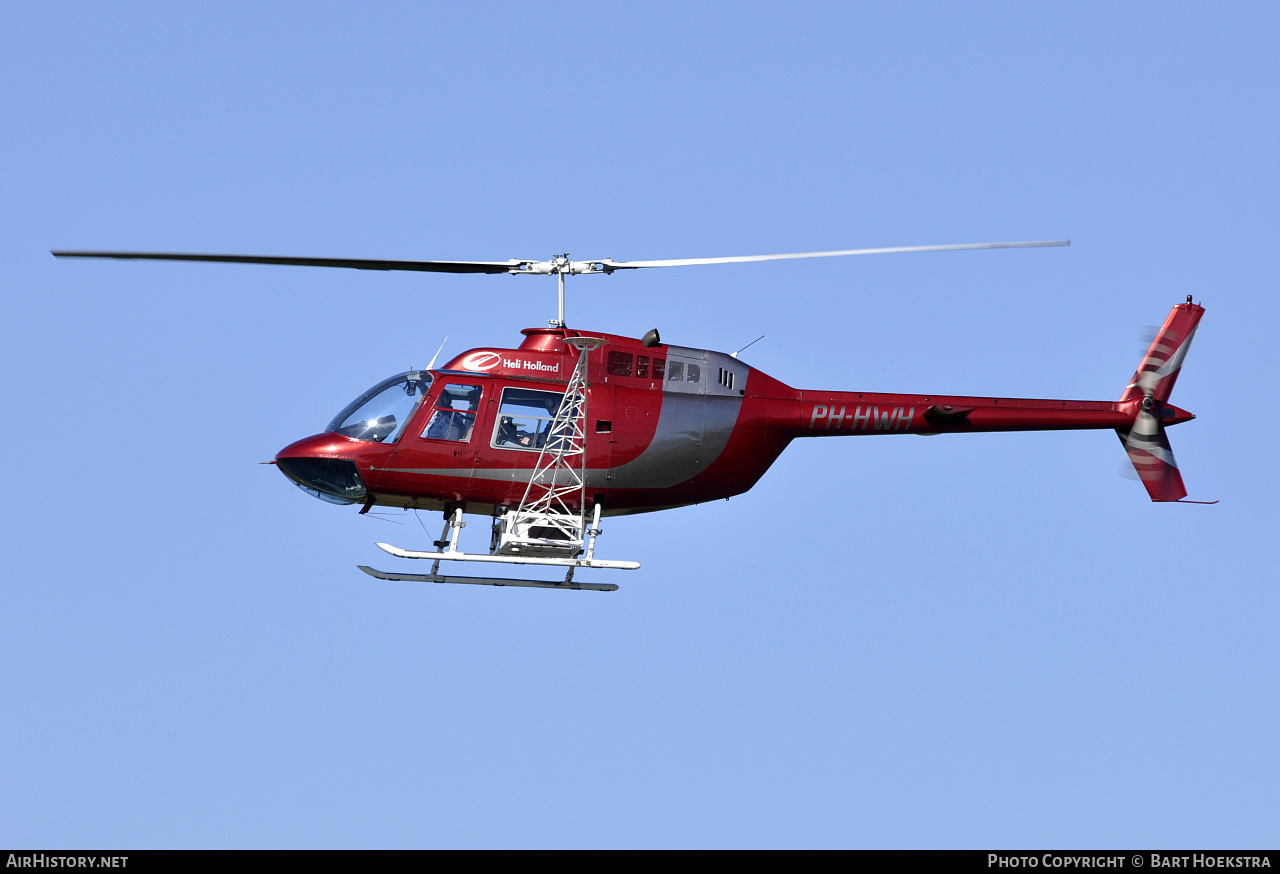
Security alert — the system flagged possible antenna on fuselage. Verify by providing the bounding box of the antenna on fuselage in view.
[426,336,449,371]
[731,335,765,359]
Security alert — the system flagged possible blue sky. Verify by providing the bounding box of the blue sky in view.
[2,1,1277,848]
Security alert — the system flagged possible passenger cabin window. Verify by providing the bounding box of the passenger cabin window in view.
[636,355,649,378]
[686,363,701,384]
[493,387,565,451]
[652,357,665,380]
[607,350,633,377]
[667,361,684,382]
[421,383,482,441]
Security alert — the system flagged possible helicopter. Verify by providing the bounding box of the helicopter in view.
[53,241,1209,592]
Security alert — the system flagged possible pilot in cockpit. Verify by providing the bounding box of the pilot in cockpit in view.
[424,384,482,441]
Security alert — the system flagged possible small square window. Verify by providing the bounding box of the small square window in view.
[667,361,684,382]
[636,355,649,378]
[607,350,634,377]
[652,357,665,380]
[596,420,613,433]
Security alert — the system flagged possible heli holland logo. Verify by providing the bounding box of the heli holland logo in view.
[460,351,502,371]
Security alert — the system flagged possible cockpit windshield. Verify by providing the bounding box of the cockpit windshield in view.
[327,371,433,443]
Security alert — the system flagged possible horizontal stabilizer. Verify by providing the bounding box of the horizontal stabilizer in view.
[923,404,975,426]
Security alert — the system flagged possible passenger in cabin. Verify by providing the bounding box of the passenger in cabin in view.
[497,416,533,447]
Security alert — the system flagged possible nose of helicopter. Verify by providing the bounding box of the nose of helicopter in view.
[275,434,367,505]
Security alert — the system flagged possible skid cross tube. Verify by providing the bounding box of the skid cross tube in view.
[374,541,638,570]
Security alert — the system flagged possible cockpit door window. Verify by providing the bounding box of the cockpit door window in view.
[421,383,483,441]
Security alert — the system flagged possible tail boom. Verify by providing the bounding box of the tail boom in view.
[786,393,1190,437]
[742,298,1205,502]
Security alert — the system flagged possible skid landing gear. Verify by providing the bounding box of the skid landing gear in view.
[356,567,620,592]
[357,504,636,592]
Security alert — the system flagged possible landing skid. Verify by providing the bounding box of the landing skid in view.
[357,565,619,592]
[358,503,636,592]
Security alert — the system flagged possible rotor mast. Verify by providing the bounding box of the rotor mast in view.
[553,254,569,327]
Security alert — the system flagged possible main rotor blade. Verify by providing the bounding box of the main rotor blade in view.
[51,251,526,274]
[54,239,1071,278]
[595,239,1070,270]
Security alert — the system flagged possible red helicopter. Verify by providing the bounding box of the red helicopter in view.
[54,241,1208,591]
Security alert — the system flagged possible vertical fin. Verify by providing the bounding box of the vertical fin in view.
[1117,299,1204,501]
[1120,301,1204,403]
